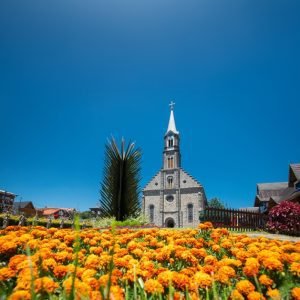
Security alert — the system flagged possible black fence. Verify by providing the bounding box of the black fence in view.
[201,207,267,231]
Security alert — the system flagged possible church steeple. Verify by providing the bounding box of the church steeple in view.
[166,101,179,135]
[163,101,181,169]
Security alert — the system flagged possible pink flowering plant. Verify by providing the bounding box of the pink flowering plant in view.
[267,200,300,235]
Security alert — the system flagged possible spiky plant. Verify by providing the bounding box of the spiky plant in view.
[99,137,141,221]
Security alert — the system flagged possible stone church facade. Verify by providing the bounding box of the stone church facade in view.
[142,103,207,228]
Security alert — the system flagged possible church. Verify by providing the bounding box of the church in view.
[142,103,207,228]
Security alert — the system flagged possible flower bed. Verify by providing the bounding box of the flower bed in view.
[0,222,299,299]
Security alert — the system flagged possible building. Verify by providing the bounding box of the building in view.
[38,207,76,219]
[13,201,36,217]
[254,163,300,213]
[0,190,16,213]
[142,103,207,228]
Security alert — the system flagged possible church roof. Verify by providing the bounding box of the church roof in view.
[290,164,300,182]
[166,107,179,135]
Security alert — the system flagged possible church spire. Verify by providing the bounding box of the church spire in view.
[166,101,179,135]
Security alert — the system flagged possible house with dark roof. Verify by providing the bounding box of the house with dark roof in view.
[13,201,36,217]
[254,163,300,213]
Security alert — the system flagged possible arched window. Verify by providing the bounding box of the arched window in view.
[168,138,173,147]
[149,205,154,223]
[187,203,193,223]
[167,176,173,188]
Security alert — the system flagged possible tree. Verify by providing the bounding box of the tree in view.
[208,198,226,209]
[79,211,93,219]
[99,137,141,221]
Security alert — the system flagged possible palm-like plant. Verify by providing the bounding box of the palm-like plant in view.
[99,137,141,221]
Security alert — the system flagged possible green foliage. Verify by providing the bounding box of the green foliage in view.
[92,214,149,228]
[79,210,93,219]
[208,197,226,209]
[99,137,142,221]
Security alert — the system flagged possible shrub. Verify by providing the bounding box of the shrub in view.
[266,200,300,235]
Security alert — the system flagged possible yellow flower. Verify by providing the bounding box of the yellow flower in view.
[266,289,281,300]
[258,274,273,286]
[34,276,59,293]
[290,262,300,276]
[215,266,236,284]
[230,289,244,300]
[144,279,164,294]
[198,222,213,230]
[157,270,174,287]
[193,271,212,288]
[247,291,265,300]
[262,257,283,271]
[236,280,255,296]
[8,290,31,300]
[42,258,57,272]
[243,258,260,277]
[0,267,16,281]
[230,290,245,300]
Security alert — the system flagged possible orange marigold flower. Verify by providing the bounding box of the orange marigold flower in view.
[193,271,212,288]
[89,290,102,300]
[157,270,174,287]
[8,290,31,300]
[212,244,221,252]
[34,276,59,293]
[258,274,273,286]
[290,262,300,277]
[236,280,255,296]
[144,279,164,294]
[247,291,265,300]
[243,258,260,277]
[204,255,218,265]
[292,287,300,300]
[172,273,190,291]
[42,258,57,272]
[81,269,97,281]
[215,265,236,284]
[84,254,101,269]
[0,241,17,255]
[110,285,124,299]
[8,255,27,271]
[230,289,244,300]
[198,222,213,230]
[262,257,283,271]
[63,277,90,298]
[53,265,68,279]
[266,289,281,300]
[0,267,16,281]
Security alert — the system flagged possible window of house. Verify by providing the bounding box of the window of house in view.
[188,203,193,223]
[149,205,154,223]
[167,176,173,188]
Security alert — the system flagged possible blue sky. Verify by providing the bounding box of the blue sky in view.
[0,0,299,211]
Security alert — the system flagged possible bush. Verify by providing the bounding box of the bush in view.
[92,214,149,228]
[266,200,300,235]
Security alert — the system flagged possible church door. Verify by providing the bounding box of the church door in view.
[165,218,175,228]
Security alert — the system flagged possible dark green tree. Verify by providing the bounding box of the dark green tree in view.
[99,137,141,221]
[208,197,226,209]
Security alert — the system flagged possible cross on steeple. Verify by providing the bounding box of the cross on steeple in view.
[169,101,175,111]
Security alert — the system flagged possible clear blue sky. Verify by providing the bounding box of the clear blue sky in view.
[0,0,299,211]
